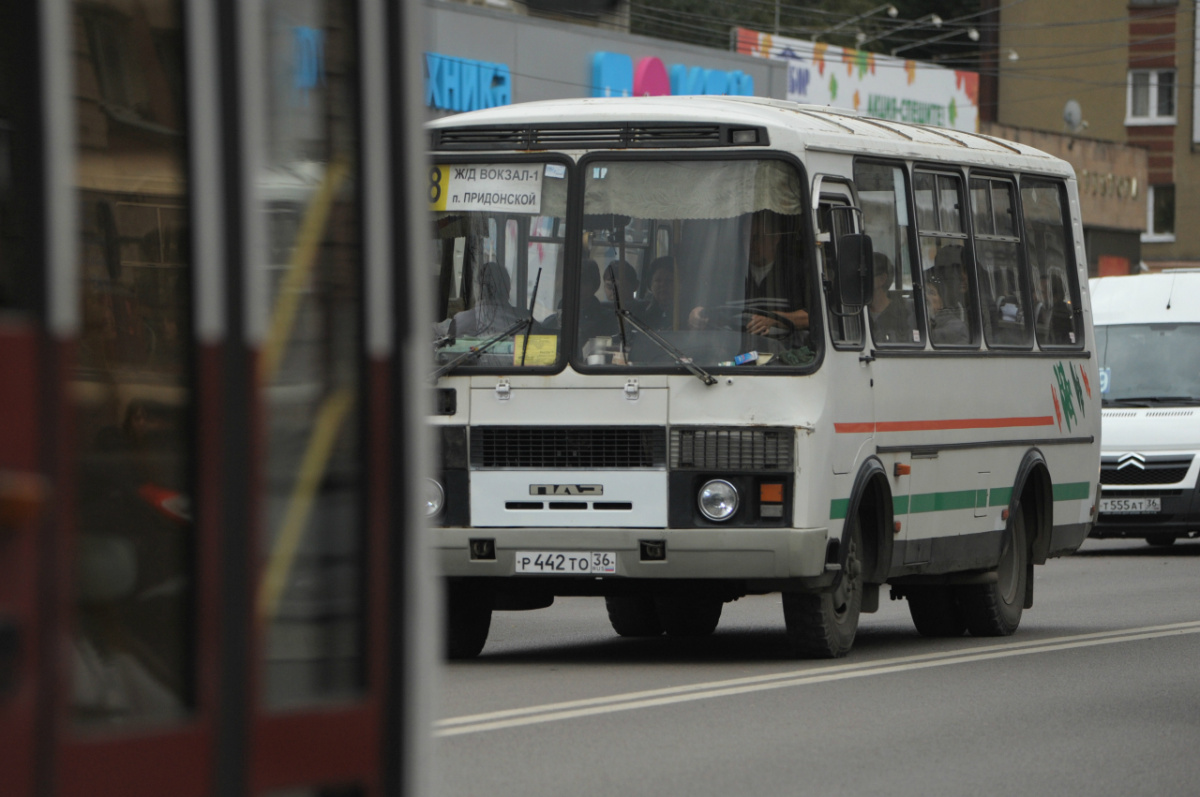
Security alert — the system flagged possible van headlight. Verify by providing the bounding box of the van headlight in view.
[698,479,738,521]
[423,478,445,517]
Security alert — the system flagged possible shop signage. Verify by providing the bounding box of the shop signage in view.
[425,53,512,112]
[735,28,979,132]
[591,51,755,98]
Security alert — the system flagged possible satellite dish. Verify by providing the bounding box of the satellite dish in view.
[1063,100,1083,132]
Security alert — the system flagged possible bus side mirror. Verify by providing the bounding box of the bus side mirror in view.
[836,233,874,307]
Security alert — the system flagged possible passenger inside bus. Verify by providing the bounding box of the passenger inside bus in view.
[602,259,640,308]
[433,260,522,338]
[868,253,915,344]
[575,259,607,343]
[686,209,809,337]
[638,256,676,329]
[928,245,971,345]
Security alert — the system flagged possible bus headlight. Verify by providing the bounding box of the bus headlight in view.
[423,478,445,517]
[698,479,739,521]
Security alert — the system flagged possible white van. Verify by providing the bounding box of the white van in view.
[1090,270,1200,546]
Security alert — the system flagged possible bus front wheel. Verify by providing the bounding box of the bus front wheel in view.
[446,581,492,659]
[783,517,863,658]
[655,595,723,637]
[605,595,663,637]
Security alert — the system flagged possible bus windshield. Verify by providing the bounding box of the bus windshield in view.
[1097,323,1200,404]
[577,158,814,370]
[431,161,568,372]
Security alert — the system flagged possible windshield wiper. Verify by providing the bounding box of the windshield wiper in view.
[616,309,716,386]
[431,270,544,382]
[429,316,530,382]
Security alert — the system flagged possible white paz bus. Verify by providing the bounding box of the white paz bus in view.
[426,96,1100,658]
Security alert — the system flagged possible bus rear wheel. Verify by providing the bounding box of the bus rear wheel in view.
[783,517,863,658]
[605,595,663,637]
[958,506,1028,637]
[445,581,492,659]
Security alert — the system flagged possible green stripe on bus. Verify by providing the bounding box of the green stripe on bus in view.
[910,489,978,514]
[1053,481,1091,501]
[830,482,1091,520]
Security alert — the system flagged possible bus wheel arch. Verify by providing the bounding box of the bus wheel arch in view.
[958,451,1049,636]
[843,457,894,586]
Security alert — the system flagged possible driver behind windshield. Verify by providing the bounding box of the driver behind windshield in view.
[687,209,809,337]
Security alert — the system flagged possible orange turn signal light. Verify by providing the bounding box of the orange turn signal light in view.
[759,483,784,503]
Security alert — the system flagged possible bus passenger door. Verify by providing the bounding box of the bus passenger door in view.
[816,184,873,477]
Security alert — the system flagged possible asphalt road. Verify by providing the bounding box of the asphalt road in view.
[431,538,1200,797]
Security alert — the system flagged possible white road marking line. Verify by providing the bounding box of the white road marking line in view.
[435,621,1200,737]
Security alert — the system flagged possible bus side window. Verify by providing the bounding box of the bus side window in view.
[969,176,1032,348]
[1021,178,1083,348]
[914,171,977,348]
[853,161,922,347]
[818,201,863,348]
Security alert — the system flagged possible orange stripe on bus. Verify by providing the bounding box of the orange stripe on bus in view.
[835,416,1055,434]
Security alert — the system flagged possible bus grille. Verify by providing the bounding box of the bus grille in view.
[1100,456,1193,486]
[670,427,794,471]
[471,426,666,469]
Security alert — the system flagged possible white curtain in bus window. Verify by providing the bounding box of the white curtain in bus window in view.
[1021,179,1081,347]
[579,159,812,368]
[257,0,364,709]
[970,177,1032,348]
[914,172,975,347]
[853,162,921,347]
[70,0,193,725]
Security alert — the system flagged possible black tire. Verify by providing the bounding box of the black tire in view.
[958,504,1028,637]
[654,595,723,637]
[445,582,492,659]
[1146,534,1176,547]
[783,516,863,658]
[605,595,663,637]
[906,587,967,637]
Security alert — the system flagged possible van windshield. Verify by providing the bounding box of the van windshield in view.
[1097,323,1200,404]
[575,158,815,371]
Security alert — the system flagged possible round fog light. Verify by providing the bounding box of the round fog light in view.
[423,478,445,517]
[698,479,739,521]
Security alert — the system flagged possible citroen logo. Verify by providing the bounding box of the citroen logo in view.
[1116,453,1147,470]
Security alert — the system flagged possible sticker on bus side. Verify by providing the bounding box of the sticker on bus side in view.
[429,164,543,213]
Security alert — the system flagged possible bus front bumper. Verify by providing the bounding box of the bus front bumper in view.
[434,526,832,581]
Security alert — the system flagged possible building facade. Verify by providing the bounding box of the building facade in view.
[995,0,1199,271]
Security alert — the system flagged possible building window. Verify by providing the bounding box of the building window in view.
[1143,184,1176,242]
[1127,70,1176,124]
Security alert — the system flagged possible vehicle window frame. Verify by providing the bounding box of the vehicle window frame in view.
[571,149,823,376]
[1018,174,1085,351]
[852,158,925,350]
[912,164,980,351]
[967,171,1035,351]
[428,152,575,376]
